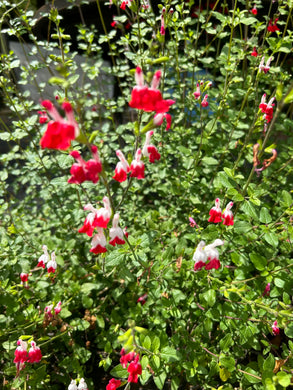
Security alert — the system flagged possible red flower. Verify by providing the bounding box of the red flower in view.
[272,320,280,336]
[40,100,79,150]
[250,6,257,15]
[268,18,280,33]
[129,67,175,113]
[137,293,148,305]
[20,273,29,284]
[160,7,166,35]
[263,283,271,297]
[130,149,145,179]
[106,378,121,390]
[251,47,258,57]
[68,146,102,185]
[120,349,136,368]
[127,355,142,383]
[38,110,48,124]
[201,94,209,107]
[208,198,222,223]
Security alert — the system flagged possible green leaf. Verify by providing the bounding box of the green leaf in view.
[161,346,181,362]
[220,333,234,352]
[260,207,272,224]
[143,335,151,350]
[263,354,275,371]
[250,253,267,271]
[284,88,293,104]
[110,364,128,379]
[151,355,161,370]
[276,371,291,387]
[284,324,293,338]
[219,356,235,371]
[154,371,167,390]
[152,336,160,352]
[264,233,278,248]
[243,368,261,383]
[203,289,216,307]
[241,201,258,220]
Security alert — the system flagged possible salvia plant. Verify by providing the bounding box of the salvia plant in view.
[0,0,293,389]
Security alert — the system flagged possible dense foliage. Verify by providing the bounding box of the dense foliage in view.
[1,0,293,389]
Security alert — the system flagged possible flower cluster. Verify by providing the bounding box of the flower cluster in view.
[208,198,234,226]
[193,239,224,271]
[37,245,57,274]
[14,339,42,373]
[40,100,79,150]
[68,146,102,184]
[259,94,275,123]
[68,378,88,390]
[79,197,127,253]
[113,131,161,182]
[120,349,142,383]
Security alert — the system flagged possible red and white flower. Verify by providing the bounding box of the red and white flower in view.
[222,201,234,226]
[153,112,172,131]
[130,149,145,179]
[90,227,107,254]
[37,244,50,268]
[142,131,161,163]
[77,378,88,390]
[20,273,29,286]
[193,83,201,99]
[201,94,209,107]
[208,198,222,223]
[14,339,28,366]
[28,341,42,363]
[109,213,126,246]
[47,251,57,274]
[113,150,130,183]
[40,100,79,150]
[68,146,102,184]
[68,380,78,390]
[160,7,166,35]
[272,320,280,335]
[205,239,224,270]
[193,241,207,271]
[79,197,111,235]
[259,56,273,74]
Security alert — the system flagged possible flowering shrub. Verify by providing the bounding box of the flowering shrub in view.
[1,0,293,389]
